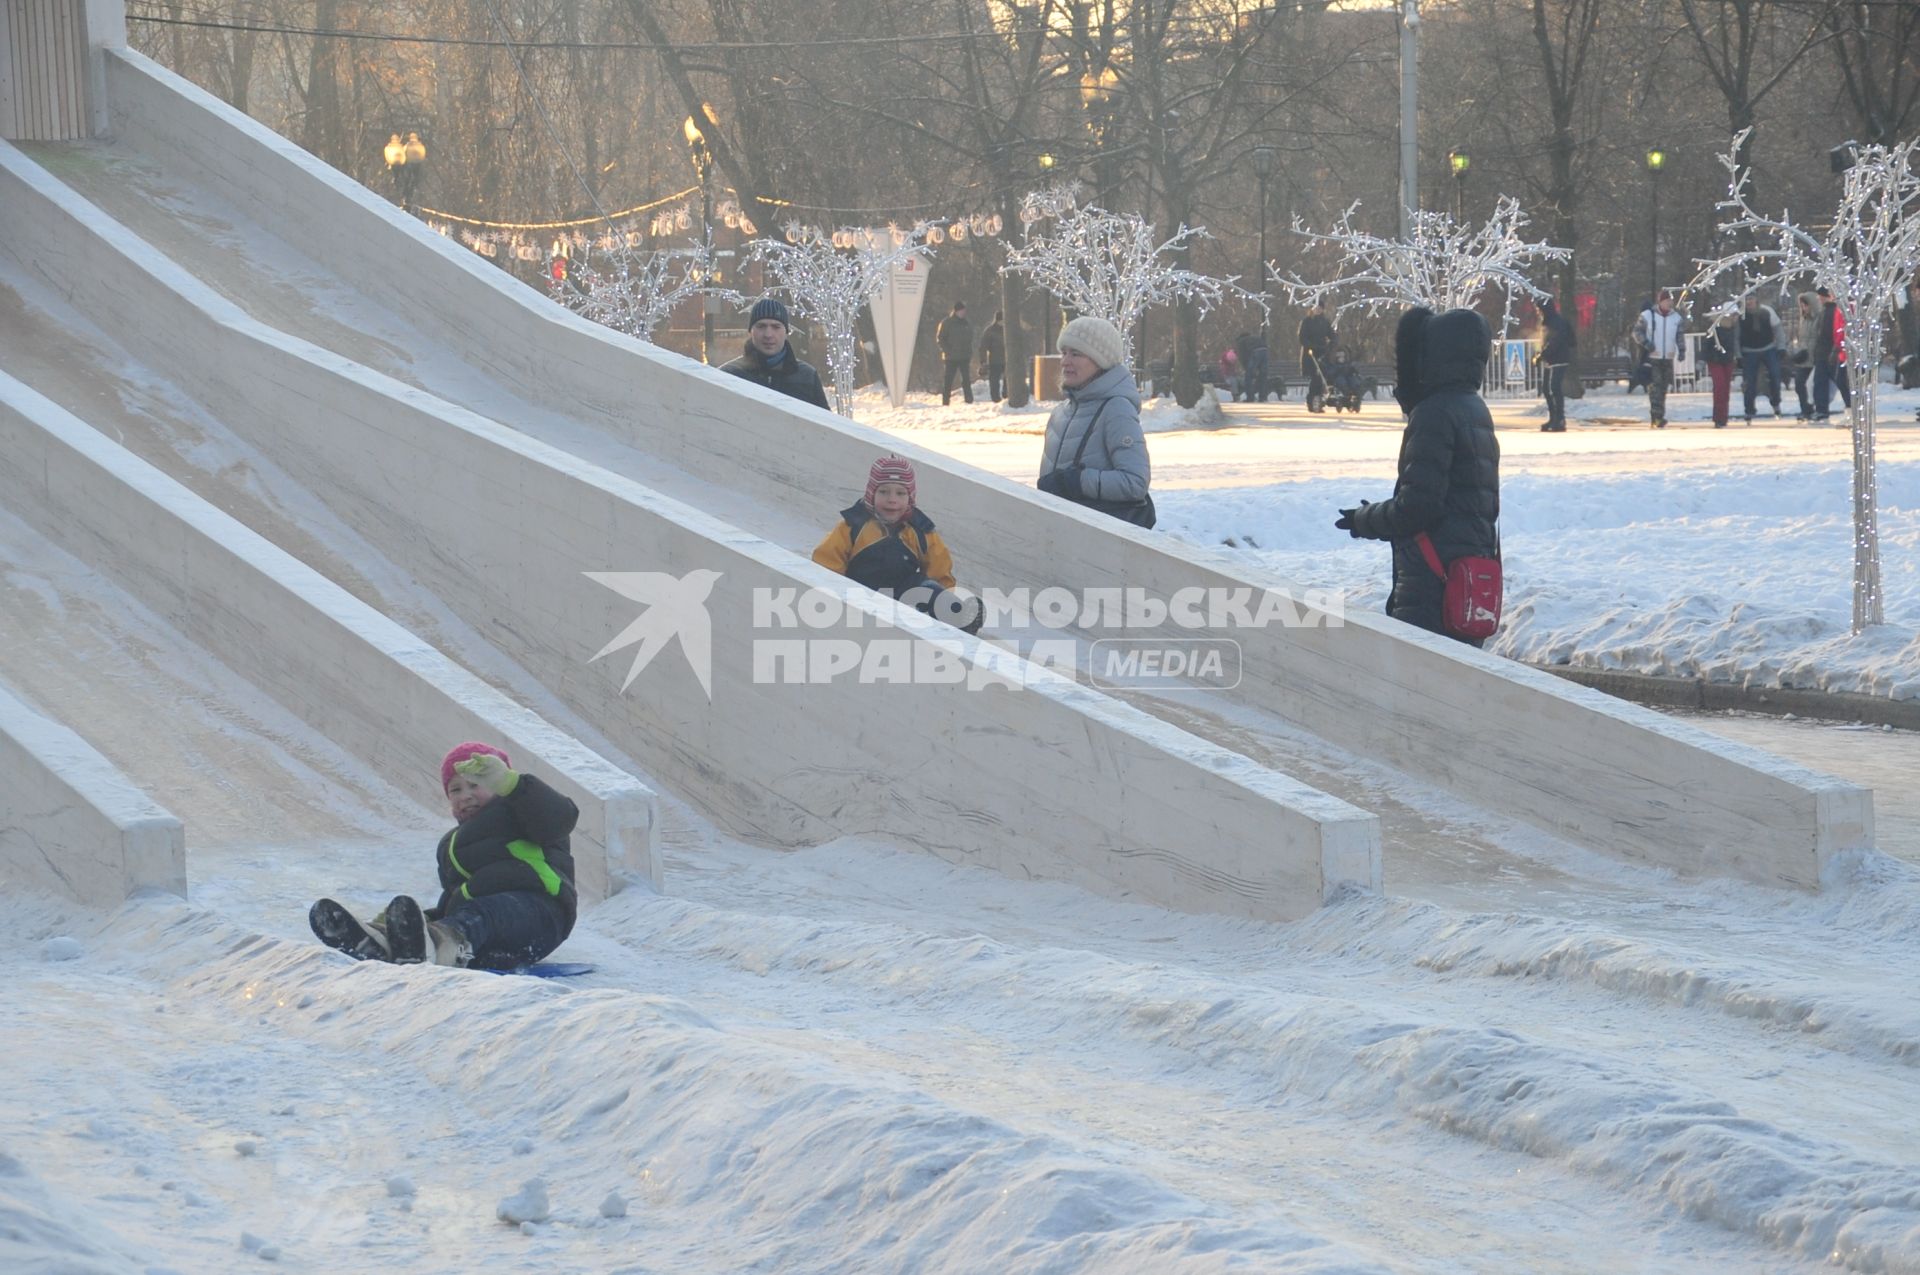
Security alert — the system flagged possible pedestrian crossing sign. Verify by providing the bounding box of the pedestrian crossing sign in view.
[1504,341,1528,385]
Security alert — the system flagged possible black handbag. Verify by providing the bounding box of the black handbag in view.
[1045,401,1156,529]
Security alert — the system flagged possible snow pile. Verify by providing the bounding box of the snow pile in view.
[496,1177,550,1225]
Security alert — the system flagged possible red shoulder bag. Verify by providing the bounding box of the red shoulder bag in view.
[1415,533,1502,640]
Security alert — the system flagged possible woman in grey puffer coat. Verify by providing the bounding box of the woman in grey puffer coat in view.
[1036,316,1152,525]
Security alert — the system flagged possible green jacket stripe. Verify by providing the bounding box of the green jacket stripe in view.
[507,839,564,897]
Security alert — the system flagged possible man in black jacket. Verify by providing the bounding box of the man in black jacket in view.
[1537,298,1574,432]
[1298,303,1335,411]
[938,302,975,404]
[1336,307,1500,647]
[978,310,1007,401]
[1738,294,1784,421]
[721,297,831,410]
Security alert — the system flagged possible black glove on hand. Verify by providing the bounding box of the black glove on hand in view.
[1038,467,1082,498]
[1334,499,1371,537]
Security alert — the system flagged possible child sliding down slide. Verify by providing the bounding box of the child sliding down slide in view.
[310,743,580,971]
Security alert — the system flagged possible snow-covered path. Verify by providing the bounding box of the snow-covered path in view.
[15,805,1920,1273]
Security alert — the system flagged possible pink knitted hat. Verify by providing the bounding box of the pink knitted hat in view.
[865,455,916,510]
[441,741,511,791]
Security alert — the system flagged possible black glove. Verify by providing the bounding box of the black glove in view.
[1334,499,1372,537]
[1037,467,1082,498]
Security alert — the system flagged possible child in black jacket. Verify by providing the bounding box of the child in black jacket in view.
[309,742,579,969]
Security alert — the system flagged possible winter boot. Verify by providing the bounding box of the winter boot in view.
[425,920,474,968]
[310,898,392,962]
[383,895,429,964]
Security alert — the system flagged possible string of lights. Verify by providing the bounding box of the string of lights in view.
[416,186,699,231]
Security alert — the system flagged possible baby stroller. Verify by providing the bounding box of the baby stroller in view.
[1313,350,1368,413]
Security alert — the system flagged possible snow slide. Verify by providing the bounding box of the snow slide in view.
[85,46,1869,889]
[0,134,1381,924]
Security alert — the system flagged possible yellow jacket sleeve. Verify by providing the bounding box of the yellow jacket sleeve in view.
[923,530,957,591]
[812,521,854,576]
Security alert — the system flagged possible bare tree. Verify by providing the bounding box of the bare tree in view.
[1673,0,1836,187]
[1003,186,1259,357]
[1693,131,1920,632]
[1528,0,1609,309]
[1823,0,1920,144]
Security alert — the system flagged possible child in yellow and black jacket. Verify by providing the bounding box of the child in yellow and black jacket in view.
[813,456,982,633]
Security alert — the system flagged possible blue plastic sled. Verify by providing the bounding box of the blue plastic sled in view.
[481,962,595,979]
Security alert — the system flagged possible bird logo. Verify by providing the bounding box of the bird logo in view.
[585,570,723,699]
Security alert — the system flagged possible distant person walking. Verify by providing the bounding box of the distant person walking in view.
[978,310,1007,402]
[1336,308,1500,647]
[1789,291,1820,419]
[1244,332,1272,403]
[1536,298,1574,432]
[1703,310,1738,428]
[1897,277,1920,390]
[1813,286,1853,422]
[1738,294,1784,422]
[1298,302,1335,412]
[720,298,830,411]
[1632,290,1684,428]
[938,302,975,405]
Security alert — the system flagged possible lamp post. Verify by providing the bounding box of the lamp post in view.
[1037,152,1058,352]
[1645,146,1667,301]
[383,130,426,214]
[1253,146,1276,359]
[684,109,716,363]
[1448,148,1469,222]
[1079,66,1120,205]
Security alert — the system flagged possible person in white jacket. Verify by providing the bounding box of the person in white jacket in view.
[1631,290,1685,429]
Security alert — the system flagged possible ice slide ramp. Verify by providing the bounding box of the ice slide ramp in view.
[0,135,1382,924]
[0,365,659,906]
[76,48,1872,890]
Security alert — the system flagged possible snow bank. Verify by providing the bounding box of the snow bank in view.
[1152,433,1920,703]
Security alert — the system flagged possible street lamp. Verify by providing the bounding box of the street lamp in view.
[1448,149,1470,222]
[1079,66,1121,203]
[1033,154,1062,352]
[1253,146,1277,360]
[684,107,717,363]
[1645,146,1667,301]
[383,130,426,213]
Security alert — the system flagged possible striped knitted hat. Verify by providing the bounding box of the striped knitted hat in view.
[865,455,917,510]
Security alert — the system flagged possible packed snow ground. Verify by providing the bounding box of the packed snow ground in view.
[870,382,1920,702]
[6,137,1920,1273]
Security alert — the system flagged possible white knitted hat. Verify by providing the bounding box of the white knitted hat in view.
[1057,316,1126,371]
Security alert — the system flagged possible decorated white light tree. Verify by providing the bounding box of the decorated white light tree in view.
[1276,196,1570,331]
[749,223,935,418]
[555,230,739,345]
[1692,130,1920,632]
[1001,186,1258,361]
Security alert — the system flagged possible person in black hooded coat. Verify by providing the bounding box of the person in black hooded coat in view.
[1336,307,1500,647]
